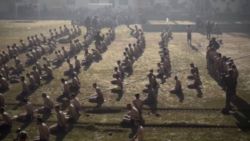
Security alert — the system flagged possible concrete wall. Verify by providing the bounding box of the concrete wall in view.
[138,0,247,14]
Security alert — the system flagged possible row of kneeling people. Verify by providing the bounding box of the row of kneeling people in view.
[111,27,145,101]
[0,94,80,141]
[0,25,82,93]
[82,28,116,68]
[156,29,172,84]
[0,24,77,66]
[0,82,106,140]
[0,27,98,93]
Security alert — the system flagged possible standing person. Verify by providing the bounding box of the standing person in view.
[206,21,213,40]
[187,25,192,46]
[222,70,237,114]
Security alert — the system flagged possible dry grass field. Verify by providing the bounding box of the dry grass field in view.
[0,20,250,141]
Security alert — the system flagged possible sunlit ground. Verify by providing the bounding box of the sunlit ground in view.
[0,20,250,141]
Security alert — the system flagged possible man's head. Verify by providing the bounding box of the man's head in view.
[22,98,28,104]
[42,93,47,98]
[174,76,178,80]
[36,117,43,125]
[150,69,153,74]
[55,105,60,112]
[0,107,4,114]
[126,104,132,110]
[93,83,97,88]
[190,63,194,68]
[20,76,25,81]
[135,94,140,99]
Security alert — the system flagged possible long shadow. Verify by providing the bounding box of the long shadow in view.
[19,120,33,130]
[54,124,74,141]
[174,92,184,103]
[196,88,203,98]
[6,102,224,112]
[15,87,38,102]
[42,77,54,85]
[111,88,124,101]
[232,95,250,131]
[11,102,23,110]
[46,121,238,129]
[83,63,92,71]
[0,88,9,93]
[188,86,203,98]
[85,107,122,114]
[0,127,11,140]
[190,44,199,52]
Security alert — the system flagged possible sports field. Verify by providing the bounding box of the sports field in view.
[0,20,250,141]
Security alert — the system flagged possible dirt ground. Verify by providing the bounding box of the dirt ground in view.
[0,20,250,141]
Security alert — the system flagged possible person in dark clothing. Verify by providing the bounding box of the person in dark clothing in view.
[206,21,213,40]
[94,31,104,50]
[208,37,220,50]
[222,70,237,114]
[0,107,12,133]
[187,25,192,46]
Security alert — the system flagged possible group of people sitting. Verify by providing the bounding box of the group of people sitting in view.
[157,28,172,84]
[0,23,80,94]
[206,37,238,113]
[141,29,173,113]
[57,24,82,44]
[52,28,98,69]
[0,91,82,141]
[0,16,241,140]
[25,24,80,66]
[82,28,116,69]
[121,95,145,141]
[187,63,203,97]
[111,25,146,101]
